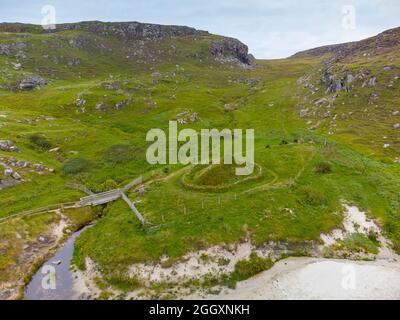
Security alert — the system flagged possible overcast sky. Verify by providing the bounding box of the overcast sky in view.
[0,0,399,58]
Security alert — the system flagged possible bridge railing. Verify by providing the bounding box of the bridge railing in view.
[123,176,143,192]
[77,189,122,206]
[1,176,145,224]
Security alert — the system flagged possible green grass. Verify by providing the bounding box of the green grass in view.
[224,253,273,289]
[1,24,400,294]
[0,212,60,283]
[337,233,380,255]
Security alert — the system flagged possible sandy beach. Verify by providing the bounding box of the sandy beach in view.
[195,257,400,300]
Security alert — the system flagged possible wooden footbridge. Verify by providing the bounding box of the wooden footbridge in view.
[0,176,147,225]
[75,176,146,224]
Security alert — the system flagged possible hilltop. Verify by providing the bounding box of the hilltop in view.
[0,20,254,92]
[0,21,209,39]
[293,26,400,61]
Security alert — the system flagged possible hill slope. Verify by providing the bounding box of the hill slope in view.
[0,22,399,300]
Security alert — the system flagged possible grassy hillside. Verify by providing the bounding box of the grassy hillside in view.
[0,22,399,299]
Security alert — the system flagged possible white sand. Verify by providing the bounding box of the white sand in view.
[194,257,400,300]
[320,205,381,246]
[191,205,400,300]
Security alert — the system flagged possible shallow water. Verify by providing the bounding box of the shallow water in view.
[25,227,88,300]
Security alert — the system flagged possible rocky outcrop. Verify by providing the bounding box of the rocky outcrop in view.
[175,110,199,124]
[67,58,81,66]
[75,98,86,107]
[95,101,107,111]
[0,179,20,190]
[19,75,46,90]
[0,21,208,41]
[232,77,260,86]
[323,72,349,93]
[0,42,27,56]
[0,43,11,55]
[114,100,128,110]
[0,156,54,173]
[58,21,208,40]
[0,140,19,152]
[210,38,254,66]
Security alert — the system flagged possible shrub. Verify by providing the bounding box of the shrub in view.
[225,253,273,288]
[315,161,332,174]
[99,179,119,192]
[299,185,327,206]
[29,134,53,150]
[339,233,379,254]
[106,274,141,292]
[367,231,380,245]
[62,157,89,174]
[103,144,137,164]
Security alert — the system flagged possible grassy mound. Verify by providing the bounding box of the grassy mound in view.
[181,163,263,192]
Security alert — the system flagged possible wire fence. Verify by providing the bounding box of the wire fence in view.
[0,202,78,224]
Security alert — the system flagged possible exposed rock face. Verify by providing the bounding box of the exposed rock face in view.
[68,37,91,49]
[368,76,377,86]
[55,21,209,40]
[0,179,19,190]
[0,42,27,58]
[0,22,255,72]
[0,140,19,152]
[67,58,81,66]
[0,43,11,55]
[0,21,208,41]
[12,62,22,70]
[11,171,21,180]
[175,110,199,124]
[232,77,260,86]
[347,74,355,83]
[314,98,327,107]
[323,72,349,93]
[299,108,309,118]
[95,102,107,111]
[114,101,128,110]
[0,156,54,173]
[151,71,161,78]
[210,38,254,66]
[102,81,121,90]
[19,75,46,90]
[75,98,86,107]
[0,21,208,40]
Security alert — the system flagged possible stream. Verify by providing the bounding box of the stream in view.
[25,227,89,300]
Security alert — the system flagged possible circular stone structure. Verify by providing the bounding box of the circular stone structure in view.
[181,163,263,192]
